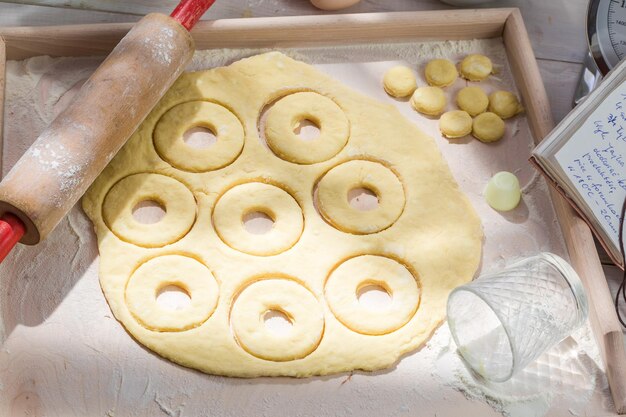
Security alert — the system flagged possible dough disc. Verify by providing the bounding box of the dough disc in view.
[83,52,483,377]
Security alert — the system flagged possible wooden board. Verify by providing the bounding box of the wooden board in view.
[0,9,624,415]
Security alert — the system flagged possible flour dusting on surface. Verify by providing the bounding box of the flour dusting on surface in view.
[0,40,614,416]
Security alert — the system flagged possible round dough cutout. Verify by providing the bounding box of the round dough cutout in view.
[410,86,447,116]
[489,90,524,119]
[126,255,219,331]
[472,112,506,143]
[264,92,350,164]
[317,160,405,234]
[103,173,196,247]
[424,59,458,87]
[325,255,421,335]
[383,66,417,98]
[213,182,303,255]
[439,111,472,138]
[154,101,245,172]
[231,278,324,361]
[459,54,493,81]
[456,86,489,116]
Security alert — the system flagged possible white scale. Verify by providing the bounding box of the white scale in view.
[575,0,626,104]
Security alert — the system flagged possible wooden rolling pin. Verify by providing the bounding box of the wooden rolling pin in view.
[0,0,216,262]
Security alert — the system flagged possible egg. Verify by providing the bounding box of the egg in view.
[310,0,361,11]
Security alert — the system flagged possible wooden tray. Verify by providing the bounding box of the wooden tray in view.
[0,8,625,414]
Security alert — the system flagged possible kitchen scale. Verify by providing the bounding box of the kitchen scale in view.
[575,0,626,104]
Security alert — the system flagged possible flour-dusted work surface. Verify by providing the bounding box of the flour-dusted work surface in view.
[0,39,615,416]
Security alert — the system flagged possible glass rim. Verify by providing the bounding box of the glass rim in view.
[447,285,516,382]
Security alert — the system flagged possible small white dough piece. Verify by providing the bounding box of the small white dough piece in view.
[383,66,417,98]
[410,86,447,116]
[484,171,521,211]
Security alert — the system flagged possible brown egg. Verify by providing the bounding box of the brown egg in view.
[310,0,361,11]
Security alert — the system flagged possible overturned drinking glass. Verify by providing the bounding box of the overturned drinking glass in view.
[446,252,589,382]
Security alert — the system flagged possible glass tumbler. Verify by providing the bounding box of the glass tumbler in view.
[446,252,588,382]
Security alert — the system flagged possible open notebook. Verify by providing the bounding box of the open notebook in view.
[531,59,626,268]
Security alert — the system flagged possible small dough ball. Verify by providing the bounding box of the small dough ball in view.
[383,66,417,98]
[310,0,361,10]
[484,171,521,211]
[459,54,493,81]
[439,111,472,138]
[489,90,524,119]
[424,59,458,87]
[456,86,489,116]
[410,86,447,116]
[472,112,505,143]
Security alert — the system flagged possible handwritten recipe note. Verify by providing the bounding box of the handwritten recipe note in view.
[555,85,626,249]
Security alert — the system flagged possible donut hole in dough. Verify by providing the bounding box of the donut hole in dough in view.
[347,186,379,211]
[125,255,219,332]
[424,59,458,87]
[456,86,489,116]
[293,118,322,141]
[242,210,275,235]
[263,309,293,336]
[439,110,473,139]
[264,92,350,164]
[154,101,245,172]
[356,282,392,310]
[472,112,506,143]
[325,255,421,335]
[489,90,524,119]
[156,285,192,311]
[410,86,447,116]
[183,126,217,149]
[213,182,303,255]
[459,54,493,81]
[231,278,324,361]
[317,160,405,234]
[132,199,166,224]
[103,173,197,248]
[383,66,417,98]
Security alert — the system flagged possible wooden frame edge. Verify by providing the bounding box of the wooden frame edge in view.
[0,9,513,60]
[503,8,626,414]
[0,36,5,176]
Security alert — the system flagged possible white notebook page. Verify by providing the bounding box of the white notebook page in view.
[555,83,626,250]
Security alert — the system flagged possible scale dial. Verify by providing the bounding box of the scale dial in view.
[588,0,626,74]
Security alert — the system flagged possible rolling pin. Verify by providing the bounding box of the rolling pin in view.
[0,0,216,262]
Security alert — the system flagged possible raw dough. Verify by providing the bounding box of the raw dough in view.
[383,66,417,98]
[472,112,506,143]
[488,90,524,119]
[154,101,245,172]
[410,86,447,116]
[459,54,493,81]
[316,159,404,234]
[83,52,482,377]
[213,182,303,256]
[424,59,458,87]
[265,91,349,164]
[456,86,488,116]
[439,110,472,138]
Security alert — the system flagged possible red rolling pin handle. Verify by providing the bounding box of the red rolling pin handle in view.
[0,214,25,263]
[171,0,216,30]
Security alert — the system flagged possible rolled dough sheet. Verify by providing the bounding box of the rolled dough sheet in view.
[82,52,483,377]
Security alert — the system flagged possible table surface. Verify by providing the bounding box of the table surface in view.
[0,0,624,416]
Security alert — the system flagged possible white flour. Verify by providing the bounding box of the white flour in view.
[0,39,614,416]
